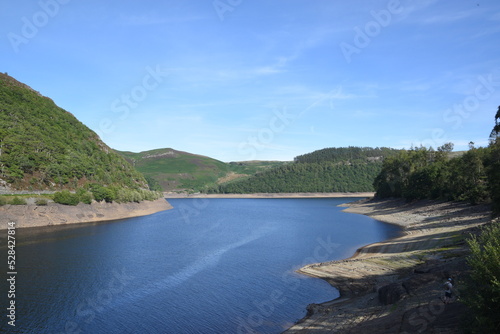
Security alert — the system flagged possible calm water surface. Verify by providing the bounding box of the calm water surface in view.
[0,198,401,333]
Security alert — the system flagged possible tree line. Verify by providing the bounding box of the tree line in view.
[207,147,401,194]
[294,146,400,164]
[374,107,500,214]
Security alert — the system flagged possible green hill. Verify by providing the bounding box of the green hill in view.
[116,148,288,192]
[0,72,148,192]
[294,146,400,164]
[208,147,402,194]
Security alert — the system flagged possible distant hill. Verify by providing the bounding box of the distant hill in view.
[294,146,400,164]
[116,148,288,192]
[0,72,148,192]
[209,147,402,194]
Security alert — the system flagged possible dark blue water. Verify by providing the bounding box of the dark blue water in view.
[0,198,401,333]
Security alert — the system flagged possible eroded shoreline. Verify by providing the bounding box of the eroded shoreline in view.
[0,198,172,229]
[284,198,493,333]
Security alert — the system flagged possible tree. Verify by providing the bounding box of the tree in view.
[489,106,500,143]
[53,190,80,206]
[461,221,500,333]
[437,142,454,153]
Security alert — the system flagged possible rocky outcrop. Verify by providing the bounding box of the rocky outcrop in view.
[0,198,172,229]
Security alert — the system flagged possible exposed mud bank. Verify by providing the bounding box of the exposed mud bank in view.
[0,198,172,229]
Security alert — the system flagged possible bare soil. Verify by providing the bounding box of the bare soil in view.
[216,172,248,184]
[0,198,172,229]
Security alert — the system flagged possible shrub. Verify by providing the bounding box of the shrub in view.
[90,185,115,203]
[145,176,163,192]
[80,192,93,204]
[11,197,27,205]
[116,188,134,203]
[0,197,7,206]
[131,190,142,203]
[35,198,48,206]
[53,190,79,206]
[89,185,105,202]
[76,188,93,204]
[461,221,500,333]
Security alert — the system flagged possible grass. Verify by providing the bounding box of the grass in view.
[0,194,53,206]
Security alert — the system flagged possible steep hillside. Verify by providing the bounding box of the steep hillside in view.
[0,73,148,191]
[116,148,287,192]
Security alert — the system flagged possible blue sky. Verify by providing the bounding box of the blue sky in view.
[1,0,500,161]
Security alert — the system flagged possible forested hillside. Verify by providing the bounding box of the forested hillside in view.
[208,147,400,194]
[374,107,500,214]
[0,73,160,203]
[117,148,288,192]
[294,147,399,164]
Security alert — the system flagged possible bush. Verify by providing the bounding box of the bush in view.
[35,198,48,206]
[145,176,163,192]
[76,188,93,204]
[53,190,79,206]
[461,221,500,333]
[0,197,7,206]
[89,185,160,204]
[90,185,116,203]
[116,188,138,203]
[11,197,27,205]
[131,190,142,203]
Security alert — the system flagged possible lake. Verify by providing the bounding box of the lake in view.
[0,198,401,333]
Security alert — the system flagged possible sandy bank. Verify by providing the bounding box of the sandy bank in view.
[0,198,172,230]
[284,198,493,333]
[164,192,375,199]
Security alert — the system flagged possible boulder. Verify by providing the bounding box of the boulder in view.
[378,282,406,305]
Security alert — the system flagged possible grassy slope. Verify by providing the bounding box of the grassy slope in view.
[116,148,288,192]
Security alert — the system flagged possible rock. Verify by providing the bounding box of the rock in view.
[414,267,431,274]
[378,282,406,305]
[402,274,436,295]
[400,300,468,333]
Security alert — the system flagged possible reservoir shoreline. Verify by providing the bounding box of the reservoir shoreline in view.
[164,192,375,198]
[0,193,371,230]
[0,198,172,230]
[284,198,493,333]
